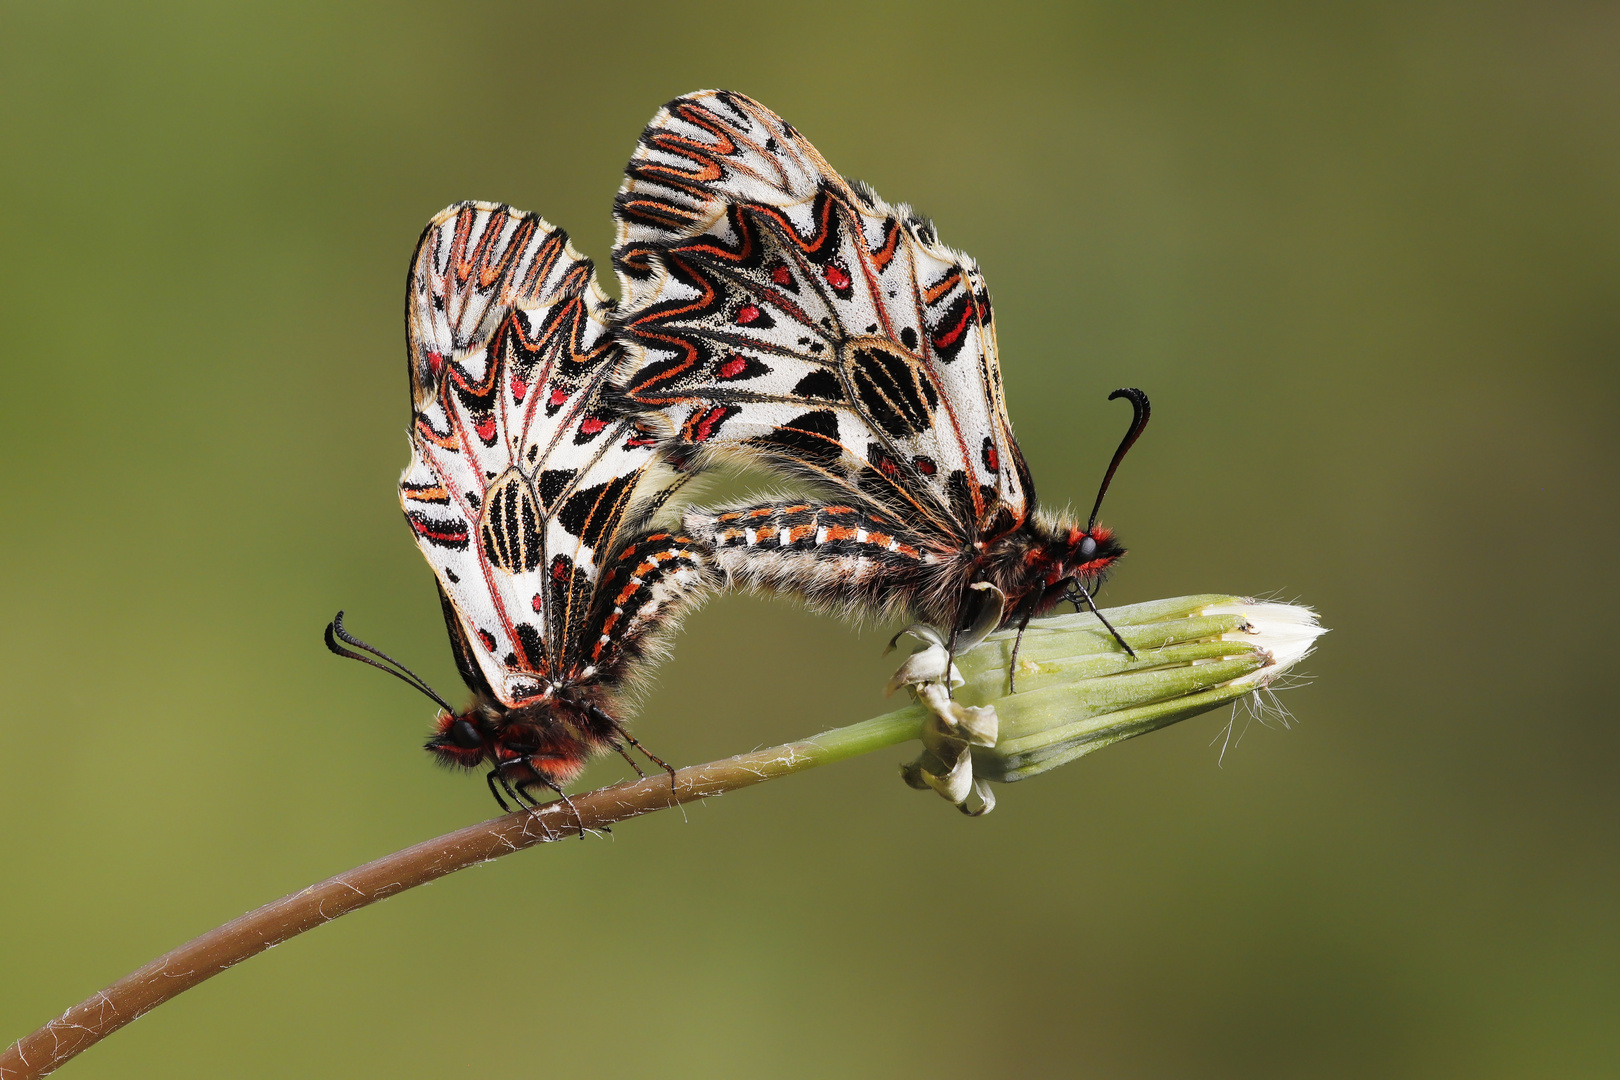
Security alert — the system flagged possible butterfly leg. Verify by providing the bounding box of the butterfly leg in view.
[950,580,1012,692]
[485,768,516,813]
[1070,581,1137,659]
[1007,609,1036,694]
[610,739,648,780]
[488,764,563,841]
[588,704,677,791]
[614,725,677,792]
[520,777,587,840]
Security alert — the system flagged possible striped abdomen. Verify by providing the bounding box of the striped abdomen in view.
[684,502,936,621]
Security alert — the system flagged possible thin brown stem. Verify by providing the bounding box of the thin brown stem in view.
[0,707,924,1079]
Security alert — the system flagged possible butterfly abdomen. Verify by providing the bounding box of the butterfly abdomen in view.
[686,501,945,623]
[576,532,718,689]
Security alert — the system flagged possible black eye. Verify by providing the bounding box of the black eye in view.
[1079,536,1098,559]
[449,719,483,750]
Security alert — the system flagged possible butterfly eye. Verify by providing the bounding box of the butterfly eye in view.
[449,719,483,750]
[1078,536,1098,560]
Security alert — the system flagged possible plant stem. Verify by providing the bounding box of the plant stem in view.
[0,706,926,1079]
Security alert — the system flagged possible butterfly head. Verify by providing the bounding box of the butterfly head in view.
[424,704,595,789]
[424,707,498,770]
[1008,520,1126,619]
[1055,523,1126,586]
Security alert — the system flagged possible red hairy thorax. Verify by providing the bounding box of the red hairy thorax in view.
[423,705,593,788]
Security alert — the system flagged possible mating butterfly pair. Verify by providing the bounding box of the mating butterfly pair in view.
[329,90,1148,821]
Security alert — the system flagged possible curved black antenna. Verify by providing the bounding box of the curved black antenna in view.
[1086,388,1151,533]
[324,610,456,713]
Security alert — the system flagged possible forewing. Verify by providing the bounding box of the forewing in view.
[613,91,1033,544]
[401,203,672,706]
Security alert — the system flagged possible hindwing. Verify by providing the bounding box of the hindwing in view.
[613,90,1033,545]
[401,202,678,707]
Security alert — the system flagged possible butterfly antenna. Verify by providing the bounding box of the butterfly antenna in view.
[324,610,456,713]
[1086,388,1151,533]
[1067,582,1138,659]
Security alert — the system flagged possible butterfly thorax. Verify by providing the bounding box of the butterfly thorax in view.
[422,686,611,788]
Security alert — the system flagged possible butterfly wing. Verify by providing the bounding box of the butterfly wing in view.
[400,202,676,707]
[613,90,1034,546]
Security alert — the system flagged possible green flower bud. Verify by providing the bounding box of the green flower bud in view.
[892,595,1326,810]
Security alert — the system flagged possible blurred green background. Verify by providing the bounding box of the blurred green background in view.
[3,2,1617,1076]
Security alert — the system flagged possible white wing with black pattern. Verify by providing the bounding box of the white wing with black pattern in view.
[400,202,673,706]
[613,90,1033,544]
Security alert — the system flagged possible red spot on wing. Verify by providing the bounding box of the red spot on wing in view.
[476,629,496,651]
[825,264,851,291]
[933,307,970,350]
[579,416,607,435]
[426,351,444,375]
[549,388,569,407]
[510,376,527,402]
[735,304,761,325]
[690,405,737,442]
[913,456,937,476]
[717,355,748,379]
[473,415,498,443]
[406,512,467,545]
[531,594,543,612]
[772,266,792,286]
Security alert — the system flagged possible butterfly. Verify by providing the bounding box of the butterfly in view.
[609,90,1149,673]
[328,201,713,820]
